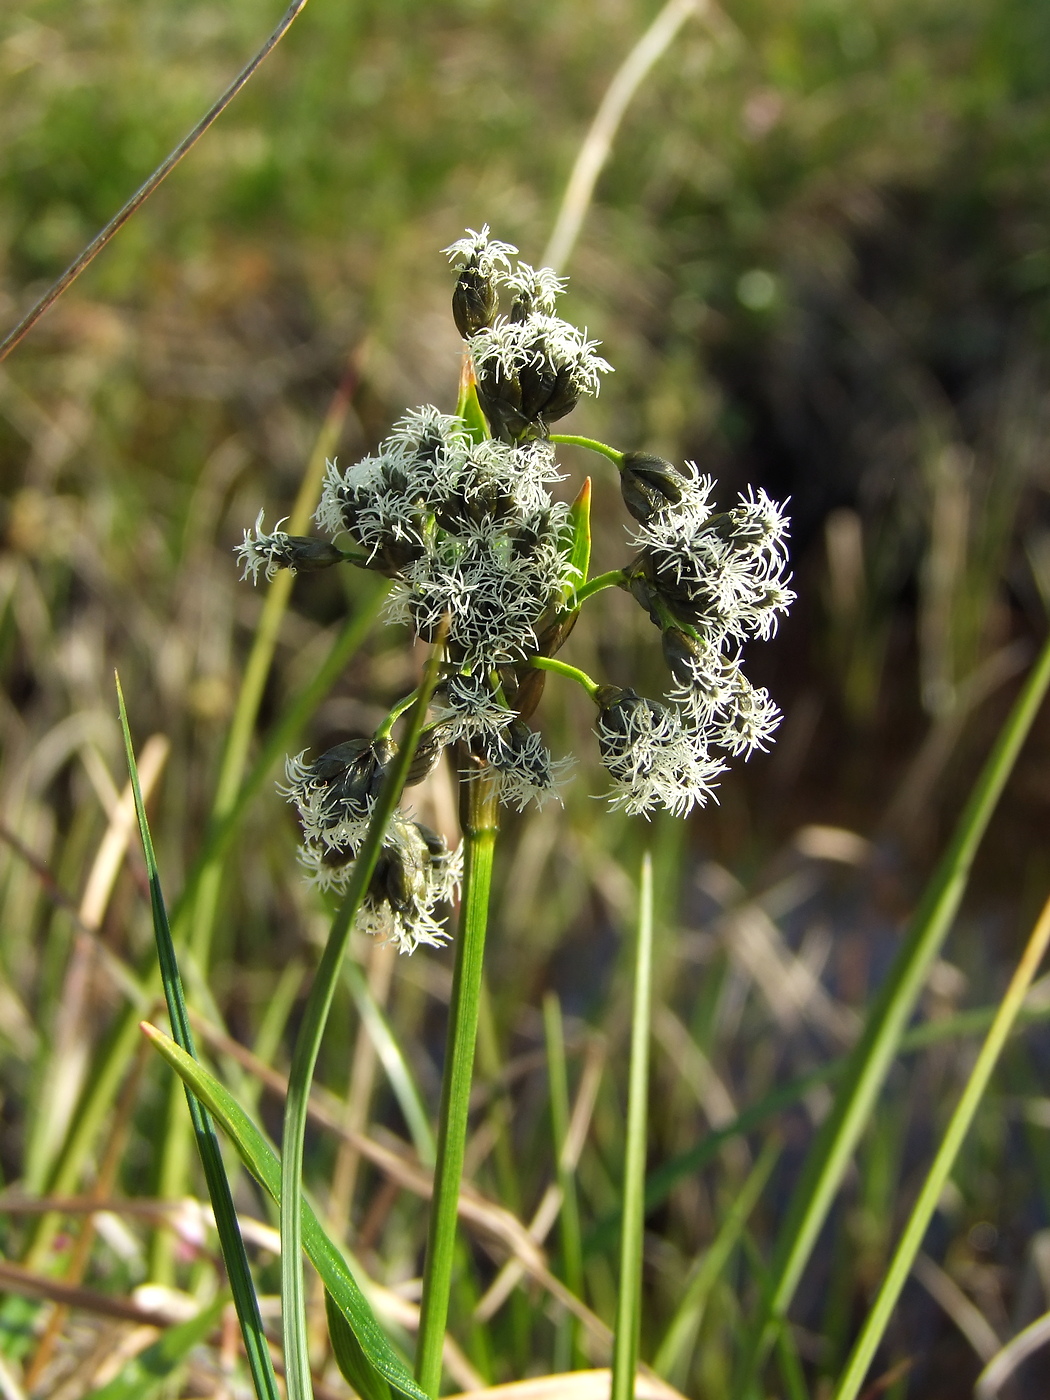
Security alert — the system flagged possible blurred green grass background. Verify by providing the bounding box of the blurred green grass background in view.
[2,1,1050,1396]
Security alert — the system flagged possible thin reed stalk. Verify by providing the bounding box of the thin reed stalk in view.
[611,854,654,1400]
[415,760,501,1398]
[0,1,314,361]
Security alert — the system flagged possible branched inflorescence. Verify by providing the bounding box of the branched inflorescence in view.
[237,227,794,950]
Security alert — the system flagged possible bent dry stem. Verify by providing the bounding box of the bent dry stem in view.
[415,762,500,1397]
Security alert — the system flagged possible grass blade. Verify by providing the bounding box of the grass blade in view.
[116,678,279,1400]
[831,890,1050,1400]
[653,1138,780,1387]
[611,852,655,1400]
[737,630,1050,1392]
[543,991,586,1370]
[140,1021,428,1400]
[80,1297,226,1400]
[344,958,436,1166]
[326,1290,394,1400]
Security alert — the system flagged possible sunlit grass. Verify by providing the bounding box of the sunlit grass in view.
[2,0,1050,1396]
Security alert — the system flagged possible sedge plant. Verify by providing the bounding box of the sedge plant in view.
[227,226,794,1397]
[125,224,1050,1400]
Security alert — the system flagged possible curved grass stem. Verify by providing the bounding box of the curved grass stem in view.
[548,434,624,466]
[415,760,501,1397]
[530,654,601,698]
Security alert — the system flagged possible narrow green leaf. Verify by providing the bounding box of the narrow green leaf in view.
[343,959,435,1166]
[81,1297,226,1400]
[832,892,1050,1400]
[116,677,279,1400]
[611,852,654,1400]
[141,1022,427,1400]
[326,1291,393,1400]
[736,631,1050,1394]
[281,630,447,1400]
[566,476,592,588]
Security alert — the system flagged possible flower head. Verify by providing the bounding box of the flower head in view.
[299,817,463,954]
[237,229,796,951]
[478,719,574,811]
[236,512,345,582]
[594,686,726,818]
[469,315,612,440]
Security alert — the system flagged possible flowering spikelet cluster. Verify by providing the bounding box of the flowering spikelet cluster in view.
[236,227,794,947]
[278,739,462,954]
[445,227,611,441]
[597,456,795,814]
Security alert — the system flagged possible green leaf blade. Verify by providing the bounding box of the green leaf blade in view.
[117,677,279,1400]
[141,1022,427,1400]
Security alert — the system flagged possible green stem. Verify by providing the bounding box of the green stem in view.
[611,852,654,1400]
[280,635,446,1400]
[376,688,421,739]
[549,434,624,466]
[415,761,501,1397]
[572,569,628,608]
[530,655,601,698]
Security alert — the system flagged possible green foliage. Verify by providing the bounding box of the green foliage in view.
[142,1022,427,1400]
[118,677,279,1400]
[3,1,1050,1396]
